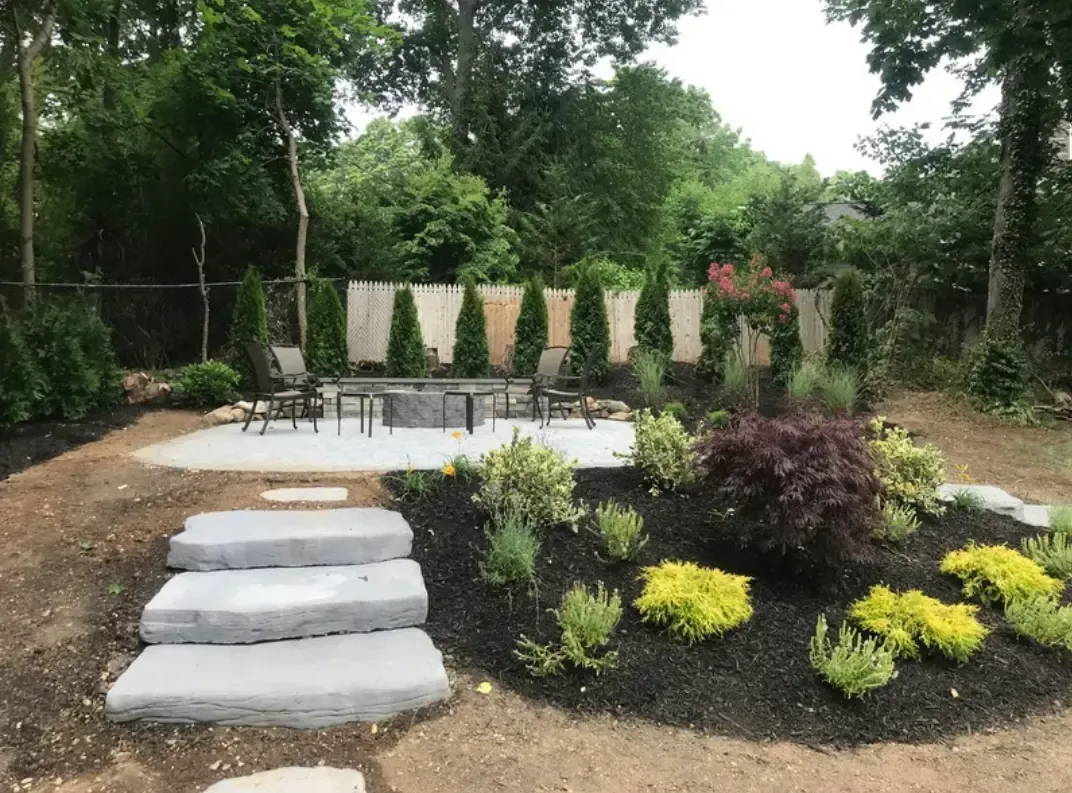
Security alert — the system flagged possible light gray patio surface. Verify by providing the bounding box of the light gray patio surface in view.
[134,417,633,472]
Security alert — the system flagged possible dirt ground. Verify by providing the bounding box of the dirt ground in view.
[4,407,1072,793]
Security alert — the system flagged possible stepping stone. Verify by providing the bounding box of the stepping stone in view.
[168,508,412,571]
[203,767,365,793]
[106,628,450,728]
[261,487,348,503]
[938,484,1025,521]
[1021,504,1051,528]
[140,559,428,644]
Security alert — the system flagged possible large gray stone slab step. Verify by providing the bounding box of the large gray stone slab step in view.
[141,559,428,644]
[106,629,450,728]
[168,508,412,571]
[938,484,1025,521]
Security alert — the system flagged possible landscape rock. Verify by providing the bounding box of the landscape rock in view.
[235,400,267,415]
[938,484,1025,521]
[1021,504,1051,528]
[105,629,450,728]
[600,399,630,414]
[204,405,237,426]
[261,487,349,502]
[168,508,414,570]
[229,407,247,423]
[124,372,173,405]
[606,411,633,422]
[202,768,365,793]
[140,559,428,644]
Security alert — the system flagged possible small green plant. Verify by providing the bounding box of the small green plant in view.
[595,500,648,561]
[704,408,730,428]
[662,401,688,423]
[868,417,946,517]
[788,358,824,403]
[393,467,435,501]
[818,366,858,416]
[452,277,490,377]
[516,582,622,675]
[622,409,697,492]
[849,585,988,663]
[481,513,540,587]
[386,287,428,378]
[1005,596,1072,650]
[633,348,667,408]
[108,582,125,596]
[1021,533,1072,580]
[441,453,476,482]
[941,543,1064,604]
[873,502,921,542]
[634,561,753,643]
[1049,504,1072,535]
[951,487,984,513]
[178,361,240,408]
[720,352,752,408]
[809,614,895,698]
[475,427,585,529]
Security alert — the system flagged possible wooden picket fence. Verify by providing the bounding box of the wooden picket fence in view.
[346,281,831,366]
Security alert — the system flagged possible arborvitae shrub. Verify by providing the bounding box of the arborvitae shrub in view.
[386,287,428,378]
[826,270,869,374]
[513,277,548,376]
[0,301,39,432]
[696,291,736,382]
[634,262,673,361]
[769,304,803,384]
[452,277,490,377]
[229,267,269,385]
[568,264,610,382]
[306,281,349,378]
[695,412,880,566]
[78,307,124,409]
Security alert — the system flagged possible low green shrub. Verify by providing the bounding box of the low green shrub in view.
[0,303,39,432]
[1021,533,1072,580]
[634,561,753,643]
[633,349,667,408]
[1004,596,1072,650]
[516,582,622,675]
[940,544,1063,604]
[705,408,730,428]
[393,467,436,501]
[849,585,988,663]
[595,500,648,561]
[868,417,946,517]
[623,409,697,492]
[873,502,921,542]
[475,427,584,529]
[178,361,240,408]
[809,614,895,698]
[662,401,688,423]
[481,514,540,587]
[818,366,858,417]
[1049,505,1072,535]
[951,487,984,513]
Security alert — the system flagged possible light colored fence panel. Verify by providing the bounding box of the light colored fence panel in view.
[482,285,525,365]
[797,288,831,354]
[346,281,395,363]
[671,290,704,363]
[546,288,574,349]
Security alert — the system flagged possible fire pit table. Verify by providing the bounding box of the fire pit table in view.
[379,390,486,434]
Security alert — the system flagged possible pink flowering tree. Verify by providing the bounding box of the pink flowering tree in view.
[702,255,796,404]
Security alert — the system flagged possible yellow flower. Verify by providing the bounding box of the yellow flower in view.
[452,431,464,442]
[442,462,456,477]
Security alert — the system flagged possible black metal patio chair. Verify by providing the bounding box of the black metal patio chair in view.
[241,342,320,435]
[527,346,570,422]
[537,344,601,430]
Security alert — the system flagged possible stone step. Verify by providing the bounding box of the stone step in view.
[261,487,349,503]
[141,559,428,644]
[106,629,450,728]
[203,768,365,793]
[168,508,412,571]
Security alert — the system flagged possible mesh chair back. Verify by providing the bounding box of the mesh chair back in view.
[578,344,603,391]
[244,342,274,394]
[535,346,569,378]
[271,345,309,382]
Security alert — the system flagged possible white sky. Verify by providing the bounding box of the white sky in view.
[347,0,1002,176]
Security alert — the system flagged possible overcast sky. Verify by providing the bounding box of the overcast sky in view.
[347,0,1002,175]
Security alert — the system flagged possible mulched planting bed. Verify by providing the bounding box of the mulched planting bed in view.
[0,405,145,482]
[393,468,1072,746]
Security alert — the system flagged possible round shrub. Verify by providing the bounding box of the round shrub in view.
[634,561,753,643]
[941,544,1063,604]
[868,416,946,517]
[178,361,241,408]
[624,408,697,491]
[474,427,585,529]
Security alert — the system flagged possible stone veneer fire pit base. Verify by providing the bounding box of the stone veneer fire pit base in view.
[380,390,486,429]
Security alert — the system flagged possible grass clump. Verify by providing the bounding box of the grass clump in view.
[873,502,921,543]
[809,615,895,698]
[633,348,668,408]
[622,408,696,492]
[634,561,752,643]
[1004,596,1072,650]
[1021,533,1072,580]
[788,358,824,403]
[951,487,984,513]
[481,513,540,588]
[868,416,946,517]
[849,585,988,663]
[595,500,648,561]
[516,582,622,676]
[817,366,858,417]
[720,353,752,408]
[393,467,435,501]
[940,544,1064,604]
[662,400,688,423]
[1049,504,1072,535]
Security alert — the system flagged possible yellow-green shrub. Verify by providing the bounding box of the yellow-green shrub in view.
[868,417,946,517]
[849,585,988,663]
[940,544,1063,604]
[634,561,752,643]
[624,409,697,491]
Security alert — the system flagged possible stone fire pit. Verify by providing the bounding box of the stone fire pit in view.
[382,390,486,430]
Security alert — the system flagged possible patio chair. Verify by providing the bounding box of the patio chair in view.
[536,344,601,430]
[242,342,319,435]
[528,346,570,422]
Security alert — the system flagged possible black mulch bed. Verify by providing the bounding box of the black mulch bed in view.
[391,468,1072,746]
[0,406,146,482]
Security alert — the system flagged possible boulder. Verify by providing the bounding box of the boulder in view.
[600,399,630,414]
[229,407,247,423]
[235,400,268,416]
[143,382,173,404]
[607,411,633,422]
[123,372,171,405]
[203,768,365,793]
[204,405,237,426]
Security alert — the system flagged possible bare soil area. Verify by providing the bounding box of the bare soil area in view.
[4,408,1072,793]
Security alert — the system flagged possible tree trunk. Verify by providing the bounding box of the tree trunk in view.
[192,214,209,363]
[985,49,1049,340]
[15,5,57,307]
[275,80,309,349]
[451,0,479,152]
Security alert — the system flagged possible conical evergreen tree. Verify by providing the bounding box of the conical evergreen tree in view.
[568,264,611,382]
[386,287,428,377]
[306,281,350,377]
[826,270,868,374]
[634,261,673,361]
[512,276,548,376]
[452,278,490,377]
[229,267,269,386]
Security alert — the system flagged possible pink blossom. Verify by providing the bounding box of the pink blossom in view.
[760,266,773,278]
[741,291,751,301]
[707,262,721,281]
[720,263,735,278]
[781,303,791,314]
